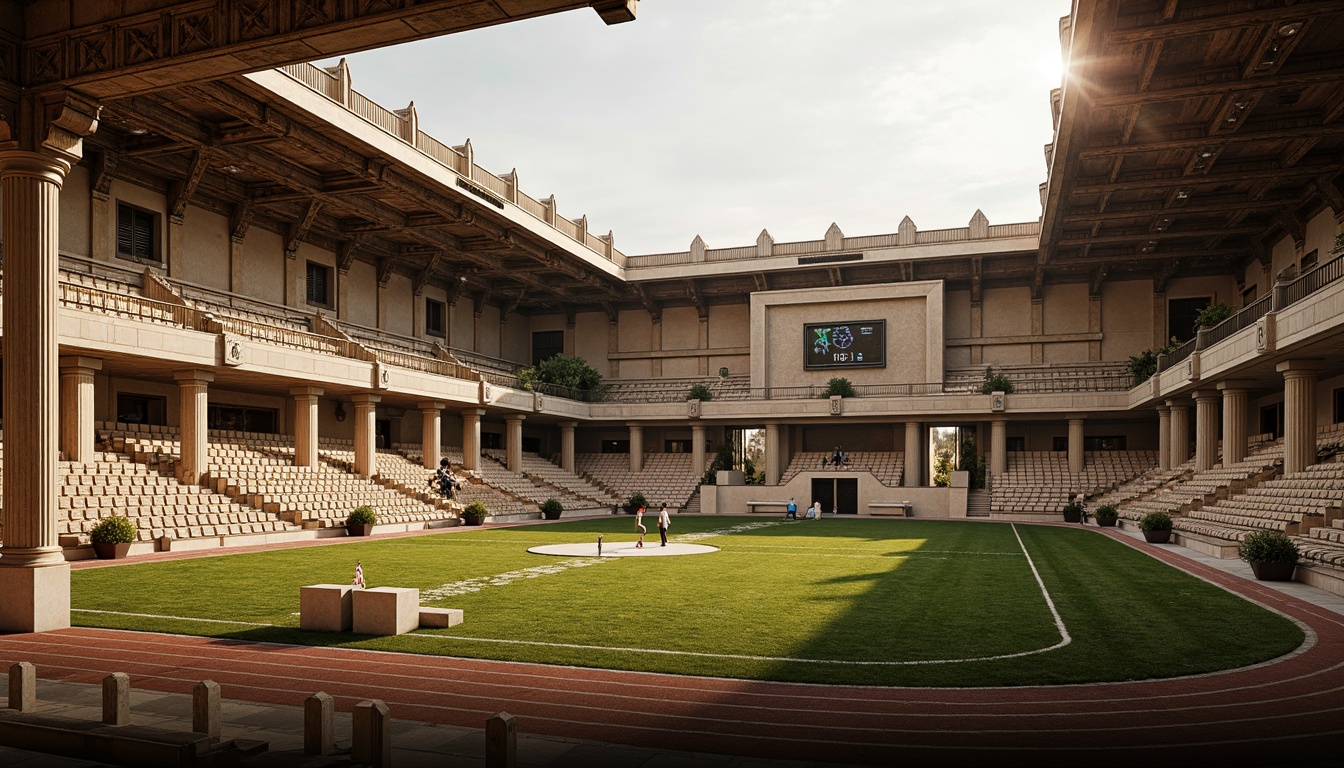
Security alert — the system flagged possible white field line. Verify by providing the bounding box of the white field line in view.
[73,609,268,627]
[73,521,1070,667]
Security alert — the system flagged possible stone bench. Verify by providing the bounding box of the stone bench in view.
[419,607,464,628]
[299,584,353,632]
[868,502,913,517]
[352,587,420,636]
[746,500,788,513]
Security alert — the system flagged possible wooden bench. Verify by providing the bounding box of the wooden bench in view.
[868,502,913,517]
[746,500,789,514]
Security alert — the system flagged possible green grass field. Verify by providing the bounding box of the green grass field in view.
[70,517,1303,686]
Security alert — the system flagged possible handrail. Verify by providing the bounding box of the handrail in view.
[1200,293,1272,348]
[59,282,208,331]
[1157,337,1197,372]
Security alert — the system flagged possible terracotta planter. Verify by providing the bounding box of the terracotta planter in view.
[347,523,374,537]
[1249,560,1296,581]
[1143,529,1172,544]
[92,542,132,560]
[1096,516,1118,527]
[462,516,484,527]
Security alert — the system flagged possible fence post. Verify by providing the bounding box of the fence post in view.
[8,662,35,713]
[352,699,392,768]
[304,692,335,755]
[486,711,518,768]
[192,680,221,738]
[102,672,130,725]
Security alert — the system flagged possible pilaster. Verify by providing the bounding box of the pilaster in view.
[59,356,102,464]
[989,418,1007,478]
[505,415,525,473]
[1167,400,1190,466]
[1067,416,1085,475]
[461,409,484,472]
[291,387,323,467]
[1156,406,1171,470]
[764,423,780,486]
[174,370,213,485]
[419,401,445,470]
[629,425,644,473]
[692,424,706,479]
[1191,389,1220,472]
[1277,360,1321,476]
[1217,380,1253,466]
[559,422,578,474]
[351,394,381,478]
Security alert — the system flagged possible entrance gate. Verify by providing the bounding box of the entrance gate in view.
[810,477,859,514]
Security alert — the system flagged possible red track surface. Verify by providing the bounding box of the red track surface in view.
[3,529,1342,767]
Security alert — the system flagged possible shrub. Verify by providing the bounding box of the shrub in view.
[1193,302,1231,330]
[462,501,488,523]
[517,353,603,392]
[980,366,1014,394]
[1094,504,1118,519]
[1063,501,1087,521]
[1238,530,1299,563]
[1127,338,1181,384]
[626,491,647,512]
[825,377,856,398]
[1139,510,1173,532]
[687,383,713,402]
[541,498,563,515]
[347,506,377,526]
[90,515,136,544]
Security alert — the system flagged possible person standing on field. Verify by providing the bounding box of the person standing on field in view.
[658,503,671,547]
[635,505,647,548]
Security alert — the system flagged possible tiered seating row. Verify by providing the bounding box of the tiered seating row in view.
[780,452,905,486]
[990,451,1159,516]
[575,453,708,511]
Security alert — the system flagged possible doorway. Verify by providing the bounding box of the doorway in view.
[810,477,859,514]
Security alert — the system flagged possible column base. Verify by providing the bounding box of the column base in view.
[0,563,71,633]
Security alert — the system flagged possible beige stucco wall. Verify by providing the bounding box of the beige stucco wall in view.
[345,260,377,327]
[662,306,699,350]
[1101,279,1152,360]
[1043,283,1087,335]
[239,228,285,305]
[60,165,91,257]
[981,286,1030,336]
[382,272,413,337]
[501,313,529,362]
[478,303,502,358]
[180,208,231,290]
[617,309,652,352]
[450,300,474,350]
[573,311,610,376]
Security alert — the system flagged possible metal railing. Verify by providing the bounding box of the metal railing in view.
[1156,337,1197,372]
[1278,251,1344,307]
[59,282,207,331]
[1200,293,1272,348]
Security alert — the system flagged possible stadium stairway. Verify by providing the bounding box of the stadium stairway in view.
[396,446,538,521]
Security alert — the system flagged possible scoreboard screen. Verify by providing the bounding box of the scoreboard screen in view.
[803,320,886,370]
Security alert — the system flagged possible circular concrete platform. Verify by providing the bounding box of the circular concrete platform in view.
[528,541,719,557]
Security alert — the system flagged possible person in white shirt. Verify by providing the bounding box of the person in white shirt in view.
[811,501,823,520]
[658,503,671,546]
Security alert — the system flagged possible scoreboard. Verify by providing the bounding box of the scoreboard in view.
[803,320,886,370]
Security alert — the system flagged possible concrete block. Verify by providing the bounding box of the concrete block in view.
[102,672,130,725]
[193,680,220,738]
[352,587,419,636]
[300,584,354,632]
[0,564,71,633]
[304,692,334,756]
[486,711,517,768]
[418,607,464,628]
[8,662,35,713]
[352,699,392,768]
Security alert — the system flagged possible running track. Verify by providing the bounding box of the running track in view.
[1,528,1342,767]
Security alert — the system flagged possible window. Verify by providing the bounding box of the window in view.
[1334,388,1344,426]
[1167,297,1210,343]
[306,262,332,307]
[601,440,630,454]
[208,405,278,434]
[1005,437,1025,452]
[116,203,158,262]
[532,330,564,366]
[1260,403,1284,439]
[117,394,167,426]
[425,298,446,337]
[666,440,691,453]
[1241,285,1257,304]
[522,436,541,454]
[1302,249,1319,271]
[481,432,503,450]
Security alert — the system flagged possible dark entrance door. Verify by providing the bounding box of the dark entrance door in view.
[836,478,859,514]
[375,419,391,449]
[810,478,834,516]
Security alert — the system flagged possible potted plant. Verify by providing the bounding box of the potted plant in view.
[90,515,136,559]
[1093,504,1119,527]
[462,501,488,526]
[1238,529,1299,581]
[346,505,377,536]
[687,383,712,402]
[1139,510,1173,543]
[624,491,647,515]
[1062,501,1086,524]
[541,498,564,521]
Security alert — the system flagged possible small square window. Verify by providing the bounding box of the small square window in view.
[116,203,159,263]
[1302,249,1319,271]
[425,298,446,337]
[306,262,333,308]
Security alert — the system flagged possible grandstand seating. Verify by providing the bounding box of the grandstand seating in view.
[600,375,752,403]
[780,452,904,486]
[575,453,708,511]
[398,446,534,518]
[989,451,1158,518]
[480,450,618,508]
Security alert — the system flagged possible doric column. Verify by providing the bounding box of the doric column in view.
[1157,406,1171,470]
[1217,380,1252,466]
[505,415,525,473]
[419,402,445,469]
[1168,400,1191,466]
[351,394,381,478]
[59,356,102,464]
[1191,389,1220,472]
[175,370,213,485]
[629,424,644,473]
[1278,360,1321,476]
[1067,416,1085,475]
[904,422,921,487]
[691,424,706,478]
[764,423,781,486]
[559,422,577,474]
[291,387,323,467]
[461,409,484,472]
[989,418,1008,478]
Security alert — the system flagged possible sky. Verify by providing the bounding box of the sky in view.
[327,0,1072,256]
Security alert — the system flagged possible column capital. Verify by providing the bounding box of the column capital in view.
[628,424,643,432]
[461,408,486,418]
[558,421,578,430]
[1066,414,1087,423]
[1190,389,1219,402]
[58,355,102,372]
[505,414,526,423]
[417,401,447,412]
[1216,379,1255,392]
[990,416,1009,425]
[1156,405,1170,414]
[350,393,381,405]
[173,369,214,384]
[290,386,325,397]
[1165,399,1188,409]
[1276,359,1322,375]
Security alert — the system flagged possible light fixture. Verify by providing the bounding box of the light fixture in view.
[128,128,147,135]
[1175,190,1189,199]
[223,165,242,174]
[1200,151,1213,158]
[1278,22,1301,37]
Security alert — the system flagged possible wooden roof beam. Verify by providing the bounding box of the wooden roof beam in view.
[1105,2,1344,45]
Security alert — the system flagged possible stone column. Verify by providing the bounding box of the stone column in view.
[1067,416,1085,475]
[1278,360,1321,476]
[989,418,1008,479]
[1191,389,1220,472]
[291,387,323,468]
[461,409,483,472]
[764,423,780,486]
[1217,381,1252,466]
[1157,406,1171,470]
[175,370,213,485]
[418,401,445,470]
[0,148,82,632]
[352,394,380,478]
[1168,400,1190,466]
[629,425,644,473]
[505,415,525,473]
[692,424,707,478]
[59,356,102,464]
[559,422,577,474]
[904,422,921,487]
